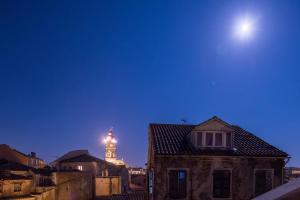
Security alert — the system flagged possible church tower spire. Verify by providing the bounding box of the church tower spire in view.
[103,128,117,162]
[102,128,126,166]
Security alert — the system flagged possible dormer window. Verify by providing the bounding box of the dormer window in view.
[195,131,232,148]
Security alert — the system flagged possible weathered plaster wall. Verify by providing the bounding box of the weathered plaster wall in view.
[33,187,56,200]
[152,156,284,200]
[0,179,33,198]
[52,172,93,200]
[95,176,121,196]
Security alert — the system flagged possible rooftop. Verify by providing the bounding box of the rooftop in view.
[150,116,288,157]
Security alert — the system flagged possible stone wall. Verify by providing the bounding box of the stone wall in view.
[151,156,284,200]
[32,187,56,200]
[0,179,33,198]
[95,176,121,196]
[52,171,93,200]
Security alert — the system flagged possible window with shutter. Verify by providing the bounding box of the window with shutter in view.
[168,169,187,199]
[213,170,231,198]
[254,169,273,197]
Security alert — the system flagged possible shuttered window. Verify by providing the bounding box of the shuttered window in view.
[168,170,187,199]
[213,170,231,198]
[254,170,273,197]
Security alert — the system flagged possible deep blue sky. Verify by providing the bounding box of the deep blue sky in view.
[0,1,300,167]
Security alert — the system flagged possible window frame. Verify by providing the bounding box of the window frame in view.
[13,183,22,192]
[205,132,214,147]
[195,131,231,148]
[253,168,274,197]
[167,168,189,199]
[211,169,232,199]
[214,132,224,147]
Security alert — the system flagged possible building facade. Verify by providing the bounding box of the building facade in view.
[285,167,300,182]
[147,116,288,200]
[52,150,129,197]
[0,149,93,200]
[0,172,33,199]
[0,144,45,169]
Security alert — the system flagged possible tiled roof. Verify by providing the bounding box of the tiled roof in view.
[0,159,32,171]
[150,118,288,157]
[60,154,103,163]
[0,172,32,180]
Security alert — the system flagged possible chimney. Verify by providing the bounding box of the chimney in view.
[30,152,36,158]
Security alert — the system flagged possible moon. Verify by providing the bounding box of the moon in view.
[233,16,256,41]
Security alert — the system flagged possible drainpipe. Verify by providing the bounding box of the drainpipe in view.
[283,156,291,183]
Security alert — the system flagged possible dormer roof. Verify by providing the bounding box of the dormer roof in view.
[192,116,234,133]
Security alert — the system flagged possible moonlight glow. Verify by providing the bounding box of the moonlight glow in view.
[233,16,256,41]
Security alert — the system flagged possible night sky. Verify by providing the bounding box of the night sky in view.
[1,1,300,167]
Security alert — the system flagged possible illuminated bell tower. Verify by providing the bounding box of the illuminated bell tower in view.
[103,129,117,163]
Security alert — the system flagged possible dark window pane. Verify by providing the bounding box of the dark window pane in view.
[213,170,231,198]
[206,133,213,146]
[255,170,273,197]
[197,132,202,146]
[226,133,232,147]
[14,183,21,192]
[168,170,187,199]
[215,133,223,146]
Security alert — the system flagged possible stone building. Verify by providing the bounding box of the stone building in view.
[0,170,33,199]
[285,167,300,182]
[147,116,288,200]
[128,167,146,192]
[0,146,93,200]
[51,150,129,197]
[0,144,45,168]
